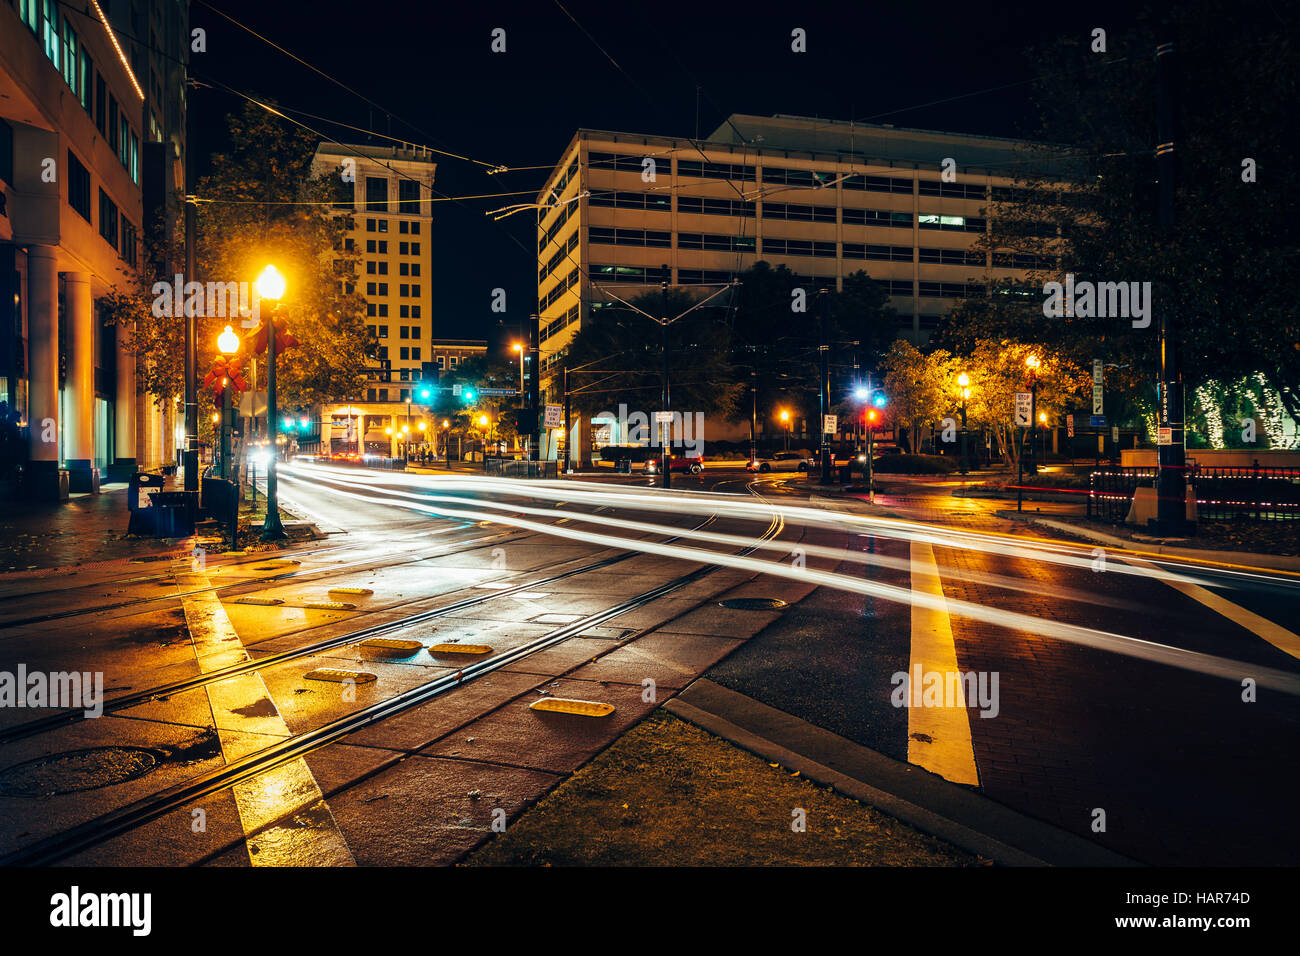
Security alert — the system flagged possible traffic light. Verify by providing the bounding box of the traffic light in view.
[866,408,879,425]
[873,393,887,408]
[462,388,476,403]
[416,386,433,403]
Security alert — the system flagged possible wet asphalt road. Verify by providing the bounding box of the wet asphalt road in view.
[0,463,1295,866]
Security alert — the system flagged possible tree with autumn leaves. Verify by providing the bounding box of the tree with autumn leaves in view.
[881,339,1088,466]
[102,101,376,437]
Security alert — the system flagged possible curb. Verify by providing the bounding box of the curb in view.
[665,678,1139,868]
[1019,516,1300,572]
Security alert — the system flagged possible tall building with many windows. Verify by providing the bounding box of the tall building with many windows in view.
[535,113,1074,413]
[310,141,436,457]
[1,0,186,498]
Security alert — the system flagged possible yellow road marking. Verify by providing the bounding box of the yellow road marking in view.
[1125,556,1300,659]
[530,697,615,717]
[908,540,980,786]
[177,571,355,866]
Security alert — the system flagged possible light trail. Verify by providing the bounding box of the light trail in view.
[283,465,1300,696]
[289,463,1268,591]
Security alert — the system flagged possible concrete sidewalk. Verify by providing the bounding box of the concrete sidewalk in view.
[0,483,186,575]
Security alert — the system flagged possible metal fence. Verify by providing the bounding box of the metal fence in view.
[1088,463,1300,523]
[484,459,558,479]
[1088,467,1158,522]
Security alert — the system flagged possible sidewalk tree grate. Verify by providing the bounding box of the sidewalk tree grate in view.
[359,638,424,654]
[328,587,374,596]
[530,697,615,718]
[231,596,283,606]
[428,643,493,655]
[719,597,789,610]
[304,668,377,684]
[0,746,162,797]
[301,601,357,611]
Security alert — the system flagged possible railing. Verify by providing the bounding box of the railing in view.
[1193,464,1300,521]
[1088,463,1300,523]
[485,458,558,479]
[1088,467,1157,522]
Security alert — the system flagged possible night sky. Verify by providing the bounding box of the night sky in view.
[191,0,1153,347]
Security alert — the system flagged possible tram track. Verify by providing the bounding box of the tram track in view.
[0,480,786,866]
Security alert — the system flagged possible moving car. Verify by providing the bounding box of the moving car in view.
[648,452,704,475]
[746,451,813,473]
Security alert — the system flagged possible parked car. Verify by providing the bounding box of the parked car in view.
[746,451,813,473]
[647,452,704,475]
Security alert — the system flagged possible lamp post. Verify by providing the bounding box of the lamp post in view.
[255,265,286,540]
[511,342,526,457]
[1025,355,1040,477]
[957,372,970,475]
[216,325,240,480]
[748,376,757,466]
[779,409,791,452]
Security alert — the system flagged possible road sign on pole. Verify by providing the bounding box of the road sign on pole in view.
[1014,392,1032,427]
[822,414,837,435]
[1066,414,1075,438]
[1092,359,1104,416]
[543,404,563,429]
[477,388,519,396]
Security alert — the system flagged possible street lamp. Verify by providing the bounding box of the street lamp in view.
[957,372,970,474]
[255,264,286,539]
[1025,355,1040,476]
[216,325,239,480]
[779,409,791,452]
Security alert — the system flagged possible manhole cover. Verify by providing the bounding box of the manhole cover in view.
[718,597,789,610]
[0,747,162,797]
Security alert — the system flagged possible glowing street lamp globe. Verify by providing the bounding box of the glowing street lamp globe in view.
[255,264,286,302]
[853,387,869,401]
[957,372,970,388]
[1025,354,1040,371]
[217,325,240,355]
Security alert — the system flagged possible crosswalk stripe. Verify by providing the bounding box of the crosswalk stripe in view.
[1127,557,1300,660]
[908,540,981,786]
[176,571,355,866]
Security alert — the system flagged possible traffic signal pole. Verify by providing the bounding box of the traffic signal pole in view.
[818,289,832,484]
[1154,37,1189,534]
[660,270,671,490]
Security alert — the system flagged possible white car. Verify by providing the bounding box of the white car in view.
[746,451,813,473]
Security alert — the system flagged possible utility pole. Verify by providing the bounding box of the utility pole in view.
[660,267,671,490]
[817,288,832,484]
[1155,36,1188,534]
[527,312,539,462]
[563,364,572,474]
[183,199,197,492]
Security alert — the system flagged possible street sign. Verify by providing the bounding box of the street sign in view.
[822,414,838,434]
[1092,359,1104,415]
[477,388,519,396]
[1157,427,1172,446]
[543,404,563,429]
[653,411,674,424]
[1090,415,1106,427]
[1111,425,1119,442]
[452,383,462,396]
[1066,414,1075,438]
[1014,392,1032,427]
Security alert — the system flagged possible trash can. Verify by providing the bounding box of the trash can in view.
[202,477,238,541]
[127,472,165,535]
[151,490,198,537]
[618,459,631,474]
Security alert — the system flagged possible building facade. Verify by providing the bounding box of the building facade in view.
[2,0,186,498]
[534,114,1072,452]
[310,142,438,457]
